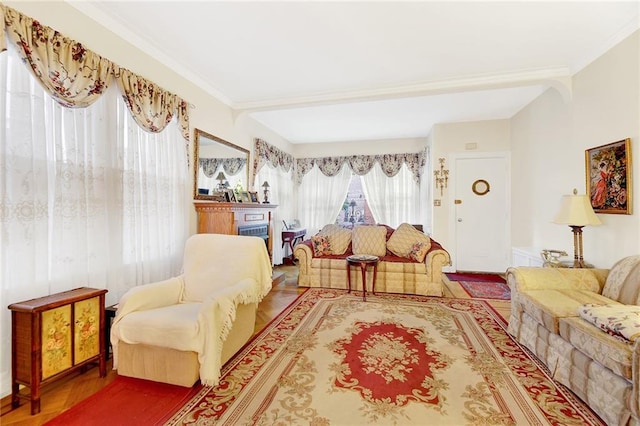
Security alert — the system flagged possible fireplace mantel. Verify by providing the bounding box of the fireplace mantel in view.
[194,201,277,260]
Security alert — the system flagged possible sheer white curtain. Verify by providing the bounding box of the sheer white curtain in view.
[419,146,432,234]
[198,163,246,194]
[361,163,420,228]
[0,43,188,397]
[297,164,351,236]
[254,164,293,265]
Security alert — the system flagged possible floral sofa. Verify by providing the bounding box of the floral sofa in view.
[293,223,450,296]
[507,255,640,426]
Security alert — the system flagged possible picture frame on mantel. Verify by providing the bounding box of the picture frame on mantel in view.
[585,138,632,214]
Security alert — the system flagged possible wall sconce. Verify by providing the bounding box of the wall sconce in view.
[261,181,270,204]
[434,158,449,196]
[553,188,601,268]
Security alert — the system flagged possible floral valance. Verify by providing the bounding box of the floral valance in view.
[1,5,189,141]
[295,151,426,184]
[254,138,294,175]
[200,157,247,178]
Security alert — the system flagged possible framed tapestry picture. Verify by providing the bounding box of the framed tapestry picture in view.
[585,138,632,214]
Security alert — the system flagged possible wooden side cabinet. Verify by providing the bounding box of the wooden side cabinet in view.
[8,287,108,414]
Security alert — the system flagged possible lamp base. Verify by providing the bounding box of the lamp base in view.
[569,225,587,269]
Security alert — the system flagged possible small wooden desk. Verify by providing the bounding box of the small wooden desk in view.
[346,255,380,301]
[282,228,306,264]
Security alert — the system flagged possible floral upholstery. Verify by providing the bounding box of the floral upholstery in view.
[387,223,431,259]
[294,224,450,297]
[507,255,640,426]
[578,304,640,342]
[311,235,331,256]
[318,224,352,255]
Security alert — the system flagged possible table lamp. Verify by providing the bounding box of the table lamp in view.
[262,181,270,204]
[215,172,227,192]
[553,188,601,268]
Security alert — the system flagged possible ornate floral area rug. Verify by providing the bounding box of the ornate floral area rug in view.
[166,289,603,425]
[458,280,511,300]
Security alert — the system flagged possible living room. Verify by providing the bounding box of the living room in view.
[1,1,639,424]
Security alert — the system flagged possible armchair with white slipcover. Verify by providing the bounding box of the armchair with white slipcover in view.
[111,233,272,387]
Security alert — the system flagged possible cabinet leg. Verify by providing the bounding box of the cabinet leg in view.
[11,382,20,408]
[30,398,40,415]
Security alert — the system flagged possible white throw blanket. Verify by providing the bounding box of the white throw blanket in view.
[111,234,273,386]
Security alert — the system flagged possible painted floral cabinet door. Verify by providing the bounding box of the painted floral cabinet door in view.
[41,306,72,379]
[10,287,107,415]
[74,297,100,363]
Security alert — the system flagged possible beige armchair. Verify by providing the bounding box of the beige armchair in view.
[111,234,272,387]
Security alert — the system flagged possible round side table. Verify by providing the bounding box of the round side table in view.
[346,254,380,301]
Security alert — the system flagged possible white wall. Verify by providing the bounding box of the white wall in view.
[291,137,426,158]
[430,119,511,255]
[511,30,639,268]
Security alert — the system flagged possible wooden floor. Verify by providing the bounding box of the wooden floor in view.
[0,266,509,425]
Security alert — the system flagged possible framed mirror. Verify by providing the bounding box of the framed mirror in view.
[193,128,250,200]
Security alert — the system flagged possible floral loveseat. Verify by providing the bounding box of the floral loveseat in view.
[507,255,640,426]
[294,223,450,296]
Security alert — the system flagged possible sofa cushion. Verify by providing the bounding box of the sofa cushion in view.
[578,304,640,342]
[517,289,620,334]
[352,225,387,257]
[319,224,352,255]
[117,303,201,352]
[311,235,332,256]
[407,242,430,262]
[386,223,431,259]
[559,316,635,380]
[602,255,640,304]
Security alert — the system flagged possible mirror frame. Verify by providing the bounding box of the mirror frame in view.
[193,128,250,201]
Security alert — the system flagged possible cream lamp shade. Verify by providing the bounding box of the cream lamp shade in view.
[553,189,602,226]
[553,188,601,268]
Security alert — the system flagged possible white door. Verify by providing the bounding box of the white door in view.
[452,153,510,273]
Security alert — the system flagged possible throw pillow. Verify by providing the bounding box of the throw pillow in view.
[319,224,352,255]
[407,242,430,263]
[351,225,387,257]
[387,223,431,259]
[311,235,331,256]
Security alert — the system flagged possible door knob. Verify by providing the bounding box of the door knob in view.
[457,218,463,222]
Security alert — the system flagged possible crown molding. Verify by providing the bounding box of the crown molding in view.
[235,68,573,112]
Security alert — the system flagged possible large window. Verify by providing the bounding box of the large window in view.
[1,41,188,396]
[335,175,375,227]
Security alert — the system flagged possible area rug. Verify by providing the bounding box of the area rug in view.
[45,376,202,425]
[166,288,603,425]
[458,280,511,300]
[446,272,506,283]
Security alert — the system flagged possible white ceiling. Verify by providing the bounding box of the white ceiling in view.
[70,1,639,144]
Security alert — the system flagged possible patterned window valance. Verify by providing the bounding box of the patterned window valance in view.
[1,5,190,141]
[295,151,426,184]
[199,157,247,178]
[254,138,294,175]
